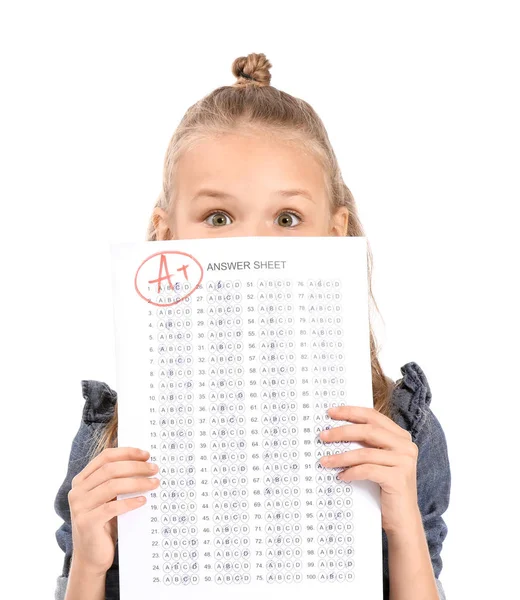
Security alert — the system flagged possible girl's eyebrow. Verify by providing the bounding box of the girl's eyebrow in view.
[192,188,315,204]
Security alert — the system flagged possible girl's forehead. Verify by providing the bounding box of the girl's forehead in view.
[176,134,326,197]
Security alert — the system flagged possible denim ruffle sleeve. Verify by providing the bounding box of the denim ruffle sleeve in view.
[81,379,118,424]
[53,379,118,600]
[385,362,451,599]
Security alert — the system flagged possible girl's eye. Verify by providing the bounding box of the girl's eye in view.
[204,211,232,227]
[276,211,302,227]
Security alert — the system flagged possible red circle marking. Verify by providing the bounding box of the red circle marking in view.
[134,250,204,307]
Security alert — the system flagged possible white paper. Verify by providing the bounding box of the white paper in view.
[111,235,382,599]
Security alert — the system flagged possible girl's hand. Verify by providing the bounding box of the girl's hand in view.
[67,447,160,575]
[319,405,419,535]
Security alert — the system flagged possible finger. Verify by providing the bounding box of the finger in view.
[80,475,160,513]
[327,405,411,440]
[81,459,159,494]
[83,494,152,525]
[320,423,409,452]
[336,463,393,486]
[320,447,398,469]
[72,447,150,486]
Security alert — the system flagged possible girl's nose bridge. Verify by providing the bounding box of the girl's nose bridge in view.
[239,214,276,237]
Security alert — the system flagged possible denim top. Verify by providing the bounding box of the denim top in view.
[53,361,450,600]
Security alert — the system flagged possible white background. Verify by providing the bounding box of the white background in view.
[1,1,518,598]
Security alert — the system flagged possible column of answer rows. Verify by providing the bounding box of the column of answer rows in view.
[206,279,251,584]
[258,279,303,584]
[155,282,199,586]
[309,278,356,584]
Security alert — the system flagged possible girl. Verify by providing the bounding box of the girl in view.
[54,52,450,600]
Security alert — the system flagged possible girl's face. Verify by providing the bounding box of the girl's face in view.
[153,133,349,240]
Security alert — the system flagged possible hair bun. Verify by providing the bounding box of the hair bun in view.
[232,52,272,87]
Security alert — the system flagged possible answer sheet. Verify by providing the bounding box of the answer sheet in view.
[111,235,382,599]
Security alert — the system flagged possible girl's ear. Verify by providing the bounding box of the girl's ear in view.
[152,207,173,240]
[330,206,349,236]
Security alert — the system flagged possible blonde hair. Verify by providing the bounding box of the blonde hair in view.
[89,52,395,461]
